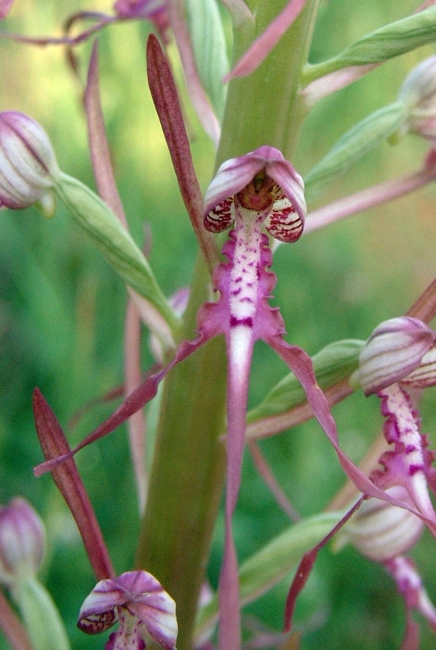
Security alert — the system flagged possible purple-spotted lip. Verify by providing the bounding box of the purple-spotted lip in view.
[203,146,306,225]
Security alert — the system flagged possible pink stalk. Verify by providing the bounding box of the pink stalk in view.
[301,64,379,107]
[224,0,308,81]
[86,43,149,510]
[33,389,115,580]
[146,34,220,276]
[125,298,148,514]
[304,160,436,234]
[167,0,221,145]
[284,497,364,631]
[84,42,128,226]
[0,14,115,47]
[0,590,31,650]
[248,441,301,520]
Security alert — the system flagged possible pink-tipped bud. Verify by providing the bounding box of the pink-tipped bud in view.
[399,55,436,145]
[0,111,59,213]
[357,317,435,395]
[0,498,46,586]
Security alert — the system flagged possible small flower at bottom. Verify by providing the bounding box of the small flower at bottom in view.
[78,570,177,650]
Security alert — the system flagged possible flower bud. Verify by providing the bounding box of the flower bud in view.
[0,111,59,213]
[398,55,436,144]
[400,345,436,390]
[356,317,435,395]
[337,488,423,563]
[0,498,46,586]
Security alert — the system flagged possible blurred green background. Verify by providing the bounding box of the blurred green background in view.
[1,0,436,648]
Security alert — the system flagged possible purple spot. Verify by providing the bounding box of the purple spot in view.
[231,288,242,296]
[409,464,424,475]
[405,445,418,454]
[230,316,253,328]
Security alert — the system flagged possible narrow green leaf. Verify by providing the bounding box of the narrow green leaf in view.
[303,6,436,84]
[195,512,344,641]
[248,339,364,422]
[53,173,181,337]
[185,0,229,120]
[304,103,408,199]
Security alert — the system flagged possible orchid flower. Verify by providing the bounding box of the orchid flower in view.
[35,149,431,649]
[35,144,346,649]
[78,570,177,650]
[284,317,436,645]
[357,318,436,531]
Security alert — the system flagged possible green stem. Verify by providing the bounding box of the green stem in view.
[217,0,321,164]
[135,254,227,650]
[135,3,321,649]
[14,577,70,650]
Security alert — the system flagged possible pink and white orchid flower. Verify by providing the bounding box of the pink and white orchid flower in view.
[78,570,177,650]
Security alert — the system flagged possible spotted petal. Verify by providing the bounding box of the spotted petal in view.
[203,145,306,240]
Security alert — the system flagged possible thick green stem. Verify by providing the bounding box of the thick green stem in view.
[135,3,321,649]
[135,255,227,650]
[217,0,320,164]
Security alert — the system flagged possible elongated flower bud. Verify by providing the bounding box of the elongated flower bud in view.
[338,488,423,563]
[0,111,59,215]
[0,498,45,587]
[356,317,435,395]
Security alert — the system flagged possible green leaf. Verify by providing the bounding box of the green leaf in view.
[248,339,364,422]
[185,0,229,120]
[53,173,182,338]
[304,103,408,199]
[303,6,436,84]
[194,511,344,641]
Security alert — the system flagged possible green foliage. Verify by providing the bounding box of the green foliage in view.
[304,6,436,83]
